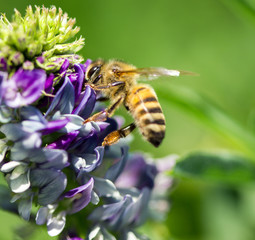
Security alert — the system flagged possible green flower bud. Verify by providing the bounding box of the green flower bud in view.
[0,6,85,73]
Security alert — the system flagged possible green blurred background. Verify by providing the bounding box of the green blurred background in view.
[1,0,255,239]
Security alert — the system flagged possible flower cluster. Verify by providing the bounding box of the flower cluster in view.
[0,6,173,240]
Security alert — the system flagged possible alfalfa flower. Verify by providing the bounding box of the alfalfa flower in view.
[1,68,46,108]
[0,6,174,240]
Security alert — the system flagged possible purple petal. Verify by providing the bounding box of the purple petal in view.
[47,131,79,150]
[45,77,75,116]
[72,86,96,119]
[41,118,69,135]
[45,73,54,93]
[59,59,70,74]
[0,71,8,104]
[65,178,94,214]
[88,195,132,223]
[115,155,157,190]
[68,134,99,154]
[36,56,45,64]
[121,188,151,228]
[69,64,84,102]
[72,146,104,173]
[0,57,7,71]
[2,68,46,108]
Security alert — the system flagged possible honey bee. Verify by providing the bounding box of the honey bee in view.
[84,59,193,147]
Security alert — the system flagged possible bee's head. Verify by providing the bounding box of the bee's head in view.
[85,59,105,84]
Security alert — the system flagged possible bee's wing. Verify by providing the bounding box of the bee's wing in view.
[118,67,197,81]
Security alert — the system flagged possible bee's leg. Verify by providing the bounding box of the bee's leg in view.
[83,95,125,123]
[102,123,136,146]
[90,81,124,90]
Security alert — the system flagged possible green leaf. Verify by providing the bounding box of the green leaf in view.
[172,152,255,184]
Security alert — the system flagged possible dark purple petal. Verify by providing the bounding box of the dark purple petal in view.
[69,64,84,102]
[47,131,79,150]
[68,134,99,154]
[59,59,70,74]
[64,178,94,214]
[2,68,46,108]
[45,73,54,93]
[45,77,75,116]
[72,86,96,119]
[97,118,118,144]
[0,57,7,71]
[41,118,69,135]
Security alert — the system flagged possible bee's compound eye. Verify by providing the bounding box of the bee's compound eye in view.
[87,65,101,79]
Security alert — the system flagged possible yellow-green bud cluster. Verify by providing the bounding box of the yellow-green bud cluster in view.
[0,6,84,74]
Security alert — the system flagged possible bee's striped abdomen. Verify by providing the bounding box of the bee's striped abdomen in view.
[125,84,165,147]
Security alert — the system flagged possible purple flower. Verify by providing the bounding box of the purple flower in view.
[0,57,7,71]
[1,7,172,239]
[64,177,94,214]
[115,154,158,190]
[1,68,46,108]
[88,188,151,232]
[0,53,171,240]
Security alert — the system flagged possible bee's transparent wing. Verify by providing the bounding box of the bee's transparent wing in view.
[117,67,197,81]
